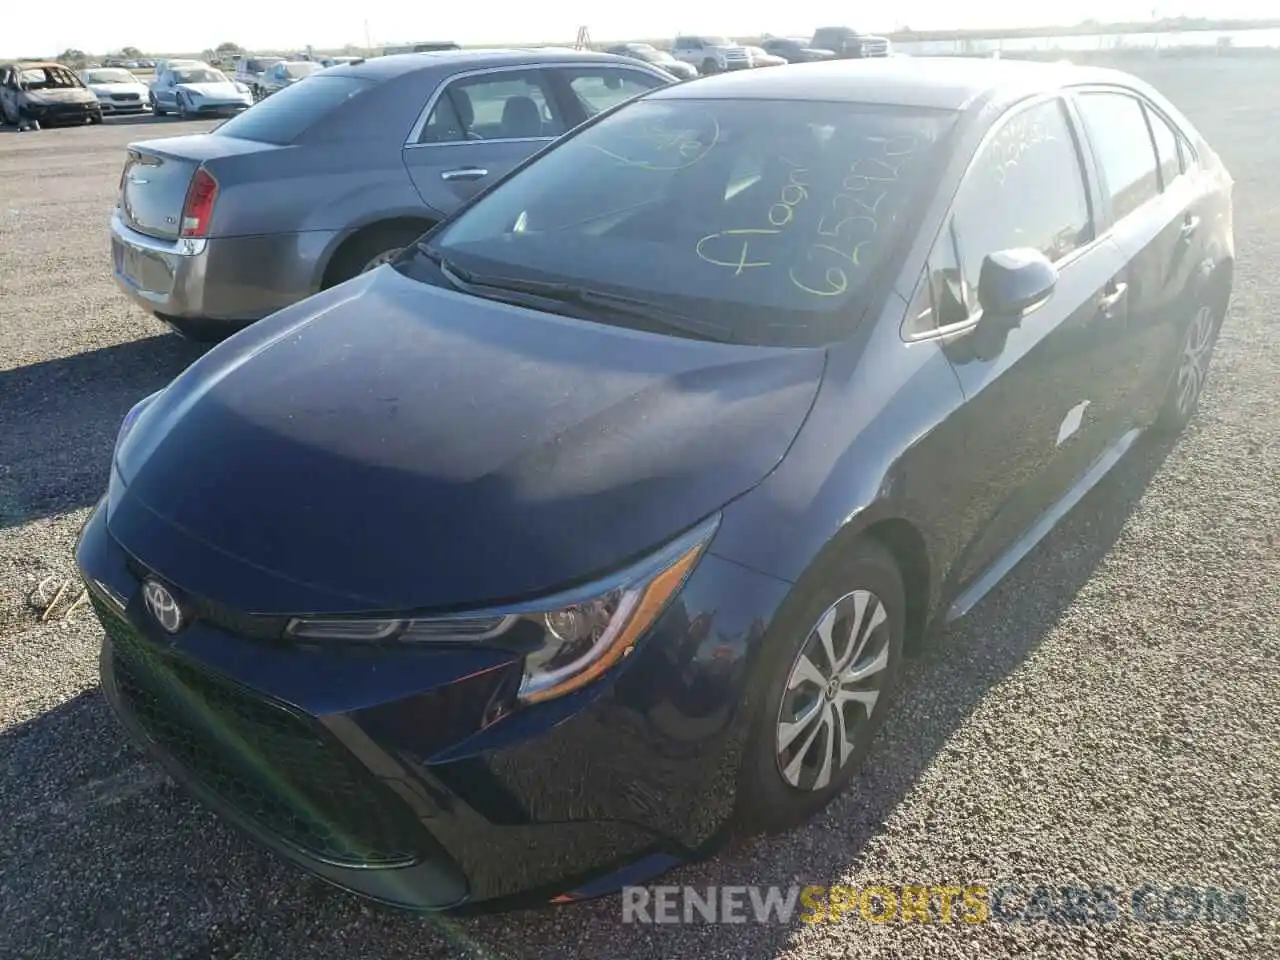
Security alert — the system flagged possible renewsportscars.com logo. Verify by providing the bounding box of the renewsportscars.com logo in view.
[621,884,1251,925]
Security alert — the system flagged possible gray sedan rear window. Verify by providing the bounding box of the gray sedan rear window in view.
[214,76,372,144]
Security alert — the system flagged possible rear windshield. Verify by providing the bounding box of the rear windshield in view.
[213,75,373,144]
[422,98,956,347]
[284,62,319,78]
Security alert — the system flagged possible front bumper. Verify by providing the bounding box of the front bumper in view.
[76,500,793,910]
[98,97,151,114]
[22,101,101,124]
[184,99,252,115]
[109,210,335,336]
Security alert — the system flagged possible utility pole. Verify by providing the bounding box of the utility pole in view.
[364,20,373,55]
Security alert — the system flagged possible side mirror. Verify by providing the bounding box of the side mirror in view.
[603,74,622,90]
[976,247,1057,330]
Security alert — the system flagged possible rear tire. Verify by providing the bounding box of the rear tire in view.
[176,94,189,120]
[323,223,434,288]
[734,539,905,834]
[1153,280,1228,435]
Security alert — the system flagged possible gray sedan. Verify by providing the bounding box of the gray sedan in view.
[110,49,673,339]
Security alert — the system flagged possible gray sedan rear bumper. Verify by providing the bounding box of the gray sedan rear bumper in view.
[110,210,337,336]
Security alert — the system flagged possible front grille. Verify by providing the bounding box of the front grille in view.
[861,39,890,56]
[111,93,141,102]
[95,595,427,867]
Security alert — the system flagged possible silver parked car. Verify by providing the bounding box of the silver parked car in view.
[110,50,674,339]
[258,60,321,97]
[150,63,254,118]
[79,67,153,115]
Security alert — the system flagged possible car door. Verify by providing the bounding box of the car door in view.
[907,94,1132,598]
[0,68,14,122]
[1071,87,1209,427]
[546,64,668,123]
[153,69,176,108]
[402,67,568,217]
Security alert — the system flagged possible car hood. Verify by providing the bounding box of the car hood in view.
[177,81,246,98]
[109,268,825,615]
[22,88,95,105]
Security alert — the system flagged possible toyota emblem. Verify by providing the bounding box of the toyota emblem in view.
[142,579,184,634]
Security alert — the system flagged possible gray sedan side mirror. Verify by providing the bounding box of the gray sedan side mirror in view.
[976,248,1058,331]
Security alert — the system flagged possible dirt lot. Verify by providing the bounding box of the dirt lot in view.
[1,59,1278,959]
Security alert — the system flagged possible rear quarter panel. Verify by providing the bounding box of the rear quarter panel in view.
[205,72,447,275]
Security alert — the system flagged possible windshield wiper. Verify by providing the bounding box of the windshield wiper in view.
[417,245,735,343]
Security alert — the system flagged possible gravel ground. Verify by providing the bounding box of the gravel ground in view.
[1,58,1278,959]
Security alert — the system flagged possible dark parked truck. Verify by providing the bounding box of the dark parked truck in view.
[810,26,892,59]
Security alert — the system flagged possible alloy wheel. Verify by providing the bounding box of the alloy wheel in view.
[1175,304,1217,418]
[775,589,891,791]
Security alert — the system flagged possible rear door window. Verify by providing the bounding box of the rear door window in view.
[1144,105,1183,190]
[419,70,564,144]
[1075,91,1161,221]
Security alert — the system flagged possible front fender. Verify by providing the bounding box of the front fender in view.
[709,297,966,625]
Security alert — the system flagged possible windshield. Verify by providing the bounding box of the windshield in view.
[284,62,319,78]
[18,67,82,89]
[702,36,734,46]
[174,68,227,84]
[82,68,135,84]
[417,98,955,346]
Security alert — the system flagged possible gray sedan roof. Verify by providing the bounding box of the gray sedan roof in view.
[652,57,1139,111]
[327,48,648,82]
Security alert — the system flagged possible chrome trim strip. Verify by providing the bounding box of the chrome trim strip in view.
[946,427,1143,622]
[402,60,671,148]
[111,210,208,257]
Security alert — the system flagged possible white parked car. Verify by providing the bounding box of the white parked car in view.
[149,63,253,118]
[670,35,752,74]
[257,60,321,97]
[744,45,787,68]
[78,67,152,115]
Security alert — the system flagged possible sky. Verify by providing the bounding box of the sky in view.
[5,1,1275,59]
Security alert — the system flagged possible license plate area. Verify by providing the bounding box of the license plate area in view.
[113,238,175,295]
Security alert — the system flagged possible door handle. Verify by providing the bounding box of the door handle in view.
[1179,215,1200,242]
[1098,281,1128,314]
[441,167,488,182]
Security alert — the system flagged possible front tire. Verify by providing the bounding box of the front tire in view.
[176,94,189,119]
[702,58,720,74]
[734,538,905,834]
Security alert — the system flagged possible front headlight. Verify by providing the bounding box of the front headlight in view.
[286,514,720,704]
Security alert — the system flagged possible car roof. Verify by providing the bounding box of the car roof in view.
[4,61,68,69]
[651,56,1139,111]
[326,48,646,81]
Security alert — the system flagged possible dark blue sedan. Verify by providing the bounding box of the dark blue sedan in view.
[77,57,1234,911]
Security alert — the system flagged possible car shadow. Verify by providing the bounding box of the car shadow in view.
[0,334,205,529]
[103,114,224,127]
[0,429,1180,958]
